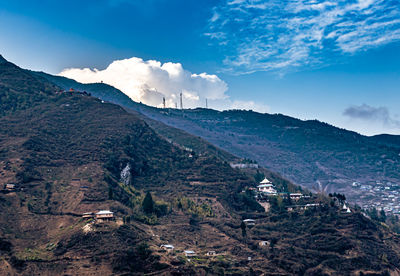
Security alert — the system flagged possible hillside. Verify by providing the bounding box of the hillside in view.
[35,71,400,211]
[0,57,397,275]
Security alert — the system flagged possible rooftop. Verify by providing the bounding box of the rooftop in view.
[96,210,113,215]
[260,178,272,184]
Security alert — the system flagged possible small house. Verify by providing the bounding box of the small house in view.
[206,250,216,256]
[184,250,197,257]
[5,184,16,191]
[160,244,175,252]
[290,193,303,200]
[243,219,256,226]
[95,210,114,220]
[82,212,94,218]
[259,241,270,247]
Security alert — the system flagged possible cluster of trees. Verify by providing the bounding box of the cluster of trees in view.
[329,193,346,205]
[142,192,169,217]
[366,207,387,223]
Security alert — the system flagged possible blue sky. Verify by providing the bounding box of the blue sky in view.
[0,0,399,135]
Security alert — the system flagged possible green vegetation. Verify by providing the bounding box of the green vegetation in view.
[174,197,214,217]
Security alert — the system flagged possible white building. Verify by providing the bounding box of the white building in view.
[243,219,256,226]
[160,244,175,252]
[95,210,114,220]
[184,250,197,257]
[257,178,277,195]
[290,193,303,200]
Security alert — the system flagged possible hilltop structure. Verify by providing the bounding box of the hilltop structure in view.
[257,178,277,195]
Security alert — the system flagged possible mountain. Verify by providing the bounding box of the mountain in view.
[371,134,400,148]
[1,58,396,275]
[0,56,59,116]
[35,71,400,211]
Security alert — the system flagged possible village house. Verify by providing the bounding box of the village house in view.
[82,212,94,218]
[206,250,216,256]
[160,244,174,252]
[5,183,16,191]
[243,219,256,226]
[289,193,303,200]
[259,241,270,247]
[184,250,197,257]
[95,210,114,220]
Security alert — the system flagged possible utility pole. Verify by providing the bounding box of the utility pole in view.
[163,97,166,108]
[180,92,183,109]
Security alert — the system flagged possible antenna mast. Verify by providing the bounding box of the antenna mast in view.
[206,98,208,109]
[180,92,183,109]
[163,97,166,108]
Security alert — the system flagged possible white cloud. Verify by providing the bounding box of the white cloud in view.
[59,57,268,112]
[207,0,400,74]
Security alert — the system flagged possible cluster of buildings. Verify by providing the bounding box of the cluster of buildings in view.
[253,178,310,201]
[229,163,259,169]
[352,181,400,215]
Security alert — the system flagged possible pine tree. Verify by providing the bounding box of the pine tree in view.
[142,192,154,214]
[380,209,387,222]
[240,221,247,237]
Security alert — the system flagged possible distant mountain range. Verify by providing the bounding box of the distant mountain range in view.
[35,70,400,207]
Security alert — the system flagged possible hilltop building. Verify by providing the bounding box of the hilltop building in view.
[257,178,277,195]
[342,203,351,213]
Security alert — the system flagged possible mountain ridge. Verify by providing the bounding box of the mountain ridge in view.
[35,70,400,210]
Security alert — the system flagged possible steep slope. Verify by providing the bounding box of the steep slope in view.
[34,71,238,162]
[0,55,59,116]
[0,58,397,275]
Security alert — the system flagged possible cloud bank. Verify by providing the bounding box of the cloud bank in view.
[343,104,400,129]
[207,0,400,74]
[59,57,268,112]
